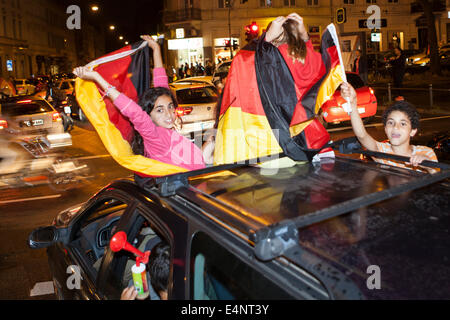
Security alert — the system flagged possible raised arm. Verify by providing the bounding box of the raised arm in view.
[341,82,378,151]
[73,66,120,102]
[141,35,169,88]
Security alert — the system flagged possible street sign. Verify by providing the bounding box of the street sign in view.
[6,60,13,71]
[336,8,346,24]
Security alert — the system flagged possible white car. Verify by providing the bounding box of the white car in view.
[14,79,36,95]
[169,80,219,141]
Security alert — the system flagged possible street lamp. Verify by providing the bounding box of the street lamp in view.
[109,25,115,31]
[91,5,99,12]
[119,36,124,40]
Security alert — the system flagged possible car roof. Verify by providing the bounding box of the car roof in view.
[111,153,450,299]
[169,80,215,90]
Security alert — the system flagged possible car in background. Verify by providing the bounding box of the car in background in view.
[320,72,377,126]
[55,79,75,96]
[172,75,213,86]
[212,60,232,85]
[14,79,36,95]
[28,148,450,300]
[169,80,219,141]
[0,95,64,137]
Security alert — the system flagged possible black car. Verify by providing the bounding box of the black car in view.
[29,150,450,300]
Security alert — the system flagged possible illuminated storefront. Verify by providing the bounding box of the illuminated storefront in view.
[168,37,204,67]
[213,38,239,63]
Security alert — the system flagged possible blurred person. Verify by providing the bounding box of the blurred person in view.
[352,49,368,85]
[389,47,406,99]
[0,134,20,175]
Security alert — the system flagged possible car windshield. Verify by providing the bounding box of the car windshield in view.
[0,100,54,117]
[176,86,218,104]
[347,73,365,89]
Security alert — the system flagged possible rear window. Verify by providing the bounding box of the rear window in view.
[1,100,54,117]
[347,73,365,89]
[176,86,218,104]
[216,62,231,74]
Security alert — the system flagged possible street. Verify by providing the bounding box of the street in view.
[1,106,449,300]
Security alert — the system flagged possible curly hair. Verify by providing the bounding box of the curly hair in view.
[131,87,178,155]
[382,101,420,130]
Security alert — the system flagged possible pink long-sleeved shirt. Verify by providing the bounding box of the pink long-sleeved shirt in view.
[113,67,205,171]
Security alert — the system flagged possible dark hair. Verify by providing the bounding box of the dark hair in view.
[131,87,178,155]
[148,241,170,295]
[271,18,307,63]
[382,101,420,130]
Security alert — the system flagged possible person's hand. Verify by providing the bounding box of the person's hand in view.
[265,16,286,43]
[408,154,428,167]
[73,66,99,82]
[120,286,138,300]
[286,13,308,41]
[141,35,159,51]
[340,82,357,109]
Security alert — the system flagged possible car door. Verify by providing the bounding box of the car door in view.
[95,194,188,300]
[53,190,136,299]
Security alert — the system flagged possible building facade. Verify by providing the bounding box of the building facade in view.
[163,0,450,69]
[0,0,105,80]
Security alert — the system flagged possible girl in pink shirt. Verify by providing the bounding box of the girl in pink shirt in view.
[74,35,205,172]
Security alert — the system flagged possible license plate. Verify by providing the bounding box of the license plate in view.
[32,119,44,126]
[64,106,71,114]
[201,121,215,130]
[358,107,366,114]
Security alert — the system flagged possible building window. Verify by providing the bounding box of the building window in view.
[307,0,318,6]
[184,0,193,8]
[218,0,231,8]
[366,0,376,3]
[344,0,354,4]
[260,0,272,7]
[284,0,296,6]
[387,0,398,2]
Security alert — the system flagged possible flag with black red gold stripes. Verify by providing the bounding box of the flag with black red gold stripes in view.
[75,41,187,177]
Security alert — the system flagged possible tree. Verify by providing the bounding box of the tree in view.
[416,0,441,75]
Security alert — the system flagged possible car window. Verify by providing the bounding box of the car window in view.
[0,100,54,117]
[176,86,218,104]
[216,62,231,74]
[13,80,24,85]
[190,232,293,299]
[102,212,171,300]
[60,81,71,90]
[347,73,365,89]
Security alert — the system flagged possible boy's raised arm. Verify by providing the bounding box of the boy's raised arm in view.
[341,82,378,151]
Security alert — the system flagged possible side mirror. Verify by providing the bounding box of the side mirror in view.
[28,226,58,249]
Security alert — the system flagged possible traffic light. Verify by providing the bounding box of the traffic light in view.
[224,39,231,47]
[336,8,346,24]
[232,40,239,51]
[245,21,259,42]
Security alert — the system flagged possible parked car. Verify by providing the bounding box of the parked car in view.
[0,95,65,137]
[212,60,232,85]
[28,148,450,300]
[169,80,219,141]
[320,72,377,126]
[14,79,36,95]
[172,76,213,86]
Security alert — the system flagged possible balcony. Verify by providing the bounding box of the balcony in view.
[410,0,445,14]
[164,8,202,24]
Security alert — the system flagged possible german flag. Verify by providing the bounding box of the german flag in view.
[75,41,188,177]
[213,24,345,165]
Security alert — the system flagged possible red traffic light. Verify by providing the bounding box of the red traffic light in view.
[251,23,259,32]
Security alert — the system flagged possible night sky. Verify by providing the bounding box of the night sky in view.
[59,0,164,49]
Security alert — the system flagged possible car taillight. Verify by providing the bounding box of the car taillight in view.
[369,87,374,95]
[17,99,32,104]
[0,119,7,129]
[175,107,193,116]
[52,112,62,122]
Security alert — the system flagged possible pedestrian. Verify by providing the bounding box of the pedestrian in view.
[178,64,185,79]
[352,49,368,85]
[342,82,437,173]
[73,35,205,172]
[205,60,213,76]
[389,47,406,99]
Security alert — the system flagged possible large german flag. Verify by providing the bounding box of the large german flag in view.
[213,24,345,165]
[75,41,187,177]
